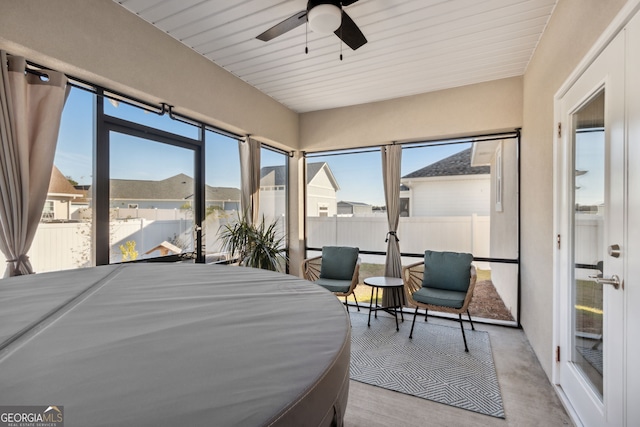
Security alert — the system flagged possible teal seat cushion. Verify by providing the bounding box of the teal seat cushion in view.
[412,286,467,309]
[319,246,359,281]
[422,250,472,292]
[315,278,352,294]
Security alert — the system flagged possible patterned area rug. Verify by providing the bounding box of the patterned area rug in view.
[349,312,505,418]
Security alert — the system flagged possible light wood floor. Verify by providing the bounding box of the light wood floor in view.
[344,314,574,427]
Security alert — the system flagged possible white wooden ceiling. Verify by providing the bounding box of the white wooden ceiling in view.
[115,0,557,113]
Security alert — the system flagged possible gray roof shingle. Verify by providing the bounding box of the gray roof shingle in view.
[402,148,490,179]
[109,174,240,201]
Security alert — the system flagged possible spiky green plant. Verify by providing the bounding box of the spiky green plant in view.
[218,213,287,271]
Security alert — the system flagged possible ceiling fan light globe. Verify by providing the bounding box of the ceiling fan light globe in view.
[308,4,342,34]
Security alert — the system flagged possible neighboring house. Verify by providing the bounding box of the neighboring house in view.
[306,162,339,217]
[401,147,491,217]
[259,163,288,219]
[337,201,372,216]
[86,163,338,220]
[108,173,240,211]
[43,166,84,221]
[261,162,339,217]
[401,142,518,315]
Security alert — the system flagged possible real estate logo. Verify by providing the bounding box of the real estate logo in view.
[0,406,63,427]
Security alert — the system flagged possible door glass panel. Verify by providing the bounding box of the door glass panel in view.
[572,90,605,397]
[259,148,288,271]
[109,133,195,263]
[203,130,241,263]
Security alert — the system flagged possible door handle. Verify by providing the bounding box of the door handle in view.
[588,274,621,290]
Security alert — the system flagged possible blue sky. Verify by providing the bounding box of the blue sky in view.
[574,130,604,206]
[55,86,473,206]
[309,143,469,206]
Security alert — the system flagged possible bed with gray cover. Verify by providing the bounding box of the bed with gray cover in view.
[0,263,351,426]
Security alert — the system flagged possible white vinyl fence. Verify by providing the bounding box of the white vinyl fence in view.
[307,215,490,257]
[30,219,193,273]
[112,207,192,221]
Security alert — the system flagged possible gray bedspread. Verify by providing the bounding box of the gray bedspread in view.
[0,263,351,426]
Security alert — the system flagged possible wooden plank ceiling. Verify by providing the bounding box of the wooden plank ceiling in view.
[115,0,557,113]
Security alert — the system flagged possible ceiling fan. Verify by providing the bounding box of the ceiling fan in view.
[256,0,367,51]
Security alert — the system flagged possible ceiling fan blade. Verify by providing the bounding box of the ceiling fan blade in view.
[341,0,360,6]
[335,11,367,50]
[256,10,307,41]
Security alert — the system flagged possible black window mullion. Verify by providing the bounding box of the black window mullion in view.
[195,124,206,263]
[94,89,111,266]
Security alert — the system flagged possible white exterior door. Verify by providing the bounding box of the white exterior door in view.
[555,26,626,427]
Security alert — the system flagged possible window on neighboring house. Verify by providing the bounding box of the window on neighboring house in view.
[399,197,410,217]
[127,204,139,209]
[41,201,55,221]
[318,205,328,217]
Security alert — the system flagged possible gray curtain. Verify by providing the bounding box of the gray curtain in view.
[381,144,404,305]
[0,52,68,277]
[239,136,261,225]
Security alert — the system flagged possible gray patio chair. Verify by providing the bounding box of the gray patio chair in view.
[301,246,360,312]
[403,250,477,351]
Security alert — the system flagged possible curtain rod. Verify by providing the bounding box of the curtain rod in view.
[21,56,245,141]
[244,135,294,157]
[304,130,519,158]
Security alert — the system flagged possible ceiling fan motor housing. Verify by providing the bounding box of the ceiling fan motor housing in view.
[307,0,343,34]
[307,0,342,9]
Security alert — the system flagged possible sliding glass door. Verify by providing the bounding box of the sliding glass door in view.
[109,132,196,263]
[95,94,203,265]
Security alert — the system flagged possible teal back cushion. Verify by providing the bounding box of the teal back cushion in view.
[320,246,359,280]
[422,250,473,292]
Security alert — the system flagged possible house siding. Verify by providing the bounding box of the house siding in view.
[406,176,490,217]
[307,170,338,217]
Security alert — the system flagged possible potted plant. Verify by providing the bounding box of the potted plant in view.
[218,213,288,272]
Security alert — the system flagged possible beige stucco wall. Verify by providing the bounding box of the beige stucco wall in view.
[0,0,298,149]
[300,76,523,151]
[521,0,627,378]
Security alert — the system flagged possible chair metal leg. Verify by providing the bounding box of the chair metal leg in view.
[409,306,419,339]
[344,296,350,313]
[424,308,428,322]
[467,309,475,330]
[353,293,360,312]
[459,313,469,352]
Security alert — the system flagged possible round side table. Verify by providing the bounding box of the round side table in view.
[363,276,405,331]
